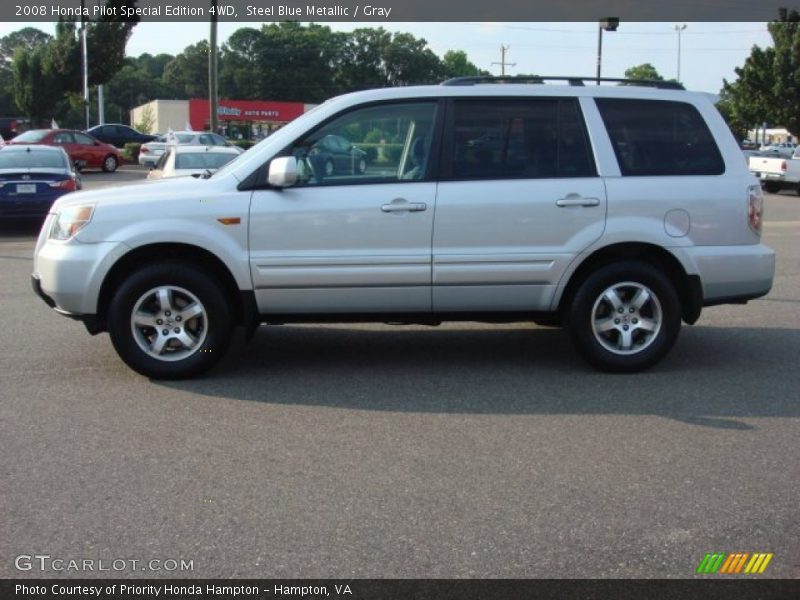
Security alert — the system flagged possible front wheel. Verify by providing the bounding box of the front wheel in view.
[568,261,681,372]
[107,263,233,379]
[102,154,118,173]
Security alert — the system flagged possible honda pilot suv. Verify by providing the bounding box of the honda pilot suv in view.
[32,77,775,378]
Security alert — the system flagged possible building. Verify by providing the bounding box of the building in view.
[130,98,314,139]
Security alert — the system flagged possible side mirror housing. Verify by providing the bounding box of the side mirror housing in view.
[268,156,298,188]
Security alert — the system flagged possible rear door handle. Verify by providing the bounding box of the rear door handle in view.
[556,195,600,208]
[381,202,427,213]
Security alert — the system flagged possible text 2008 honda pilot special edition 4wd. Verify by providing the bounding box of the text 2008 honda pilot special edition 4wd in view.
[32,77,775,379]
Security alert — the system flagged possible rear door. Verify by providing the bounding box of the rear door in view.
[433,97,606,311]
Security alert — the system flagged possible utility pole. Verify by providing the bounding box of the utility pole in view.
[209,0,219,133]
[491,45,515,76]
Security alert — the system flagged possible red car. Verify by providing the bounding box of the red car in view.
[9,129,122,172]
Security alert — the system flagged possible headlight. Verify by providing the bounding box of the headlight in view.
[49,205,96,240]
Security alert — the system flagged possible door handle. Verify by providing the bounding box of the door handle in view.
[381,202,427,213]
[556,195,600,208]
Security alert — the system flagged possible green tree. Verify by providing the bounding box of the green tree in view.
[721,9,800,137]
[721,46,777,136]
[12,45,62,125]
[0,27,51,115]
[163,41,210,99]
[219,28,264,99]
[1,27,51,67]
[9,2,139,124]
[441,50,489,78]
[769,10,800,136]
[381,32,443,86]
[623,63,666,82]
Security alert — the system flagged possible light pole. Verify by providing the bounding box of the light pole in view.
[675,24,687,84]
[596,18,620,85]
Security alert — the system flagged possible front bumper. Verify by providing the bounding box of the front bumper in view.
[33,235,129,317]
[31,274,103,334]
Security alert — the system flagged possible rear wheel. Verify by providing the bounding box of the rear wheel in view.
[107,263,233,379]
[763,181,781,194]
[568,261,681,372]
[102,154,118,173]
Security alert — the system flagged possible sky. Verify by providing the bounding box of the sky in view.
[0,21,774,94]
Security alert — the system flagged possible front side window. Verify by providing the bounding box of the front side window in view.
[448,98,596,180]
[286,101,438,187]
[596,98,725,176]
[74,133,95,145]
[53,132,74,144]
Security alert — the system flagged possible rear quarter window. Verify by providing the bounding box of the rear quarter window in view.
[595,98,725,176]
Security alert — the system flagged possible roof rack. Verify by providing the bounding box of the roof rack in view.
[441,76,685,90]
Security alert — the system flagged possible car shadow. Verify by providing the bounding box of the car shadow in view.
[0,218,44,238]
[155,324,800,429]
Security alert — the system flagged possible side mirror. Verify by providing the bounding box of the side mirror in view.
[268,156,298,188]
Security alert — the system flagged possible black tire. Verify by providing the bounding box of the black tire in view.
[107,263,233,379]
[567,261,681,373]
[763,181,781,194]
[102,154,118,173]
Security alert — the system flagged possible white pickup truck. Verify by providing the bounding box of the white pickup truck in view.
[748,151,800,194]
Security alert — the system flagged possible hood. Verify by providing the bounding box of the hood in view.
[48,172,235,214]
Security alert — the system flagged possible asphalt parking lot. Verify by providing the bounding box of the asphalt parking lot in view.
[1,171,798,579]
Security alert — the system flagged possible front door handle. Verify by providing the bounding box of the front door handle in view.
[556,195,600,208]
[381,202,427,213]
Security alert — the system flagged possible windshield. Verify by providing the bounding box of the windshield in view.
[175,152,236,170]
[12,130,49,143]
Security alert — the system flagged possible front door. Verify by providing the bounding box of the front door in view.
[249,101,440,314]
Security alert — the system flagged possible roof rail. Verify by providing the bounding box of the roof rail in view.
[441,76,685,90]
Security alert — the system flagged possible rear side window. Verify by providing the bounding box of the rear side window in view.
[448,98,596,180]
[596,98,724,176]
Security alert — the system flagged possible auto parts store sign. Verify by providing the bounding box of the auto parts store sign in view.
[188,99,306,128]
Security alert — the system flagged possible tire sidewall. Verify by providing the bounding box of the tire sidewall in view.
[568,261,681,372]
[107,263,233,379]
[103,155,118,172]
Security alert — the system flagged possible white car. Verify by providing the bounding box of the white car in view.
[32,76,775,379]
[146,145,241,180]
[759,142,796,157]
[138,131,241,167]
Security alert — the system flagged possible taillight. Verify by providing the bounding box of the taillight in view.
[49,178,77,192]
[781,160,787,172]
[747,185,763,235]
[140,147,149,154]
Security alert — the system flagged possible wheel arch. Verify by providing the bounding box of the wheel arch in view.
[96,242,256,333]
[556,242,703,325]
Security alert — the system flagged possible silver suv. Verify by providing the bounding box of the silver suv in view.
[32,77,775,378]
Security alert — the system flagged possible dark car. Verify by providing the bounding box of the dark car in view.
[0,145,80,220]
[309,134,368,176]
[10,129,123,172]
[86,123,157,148]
